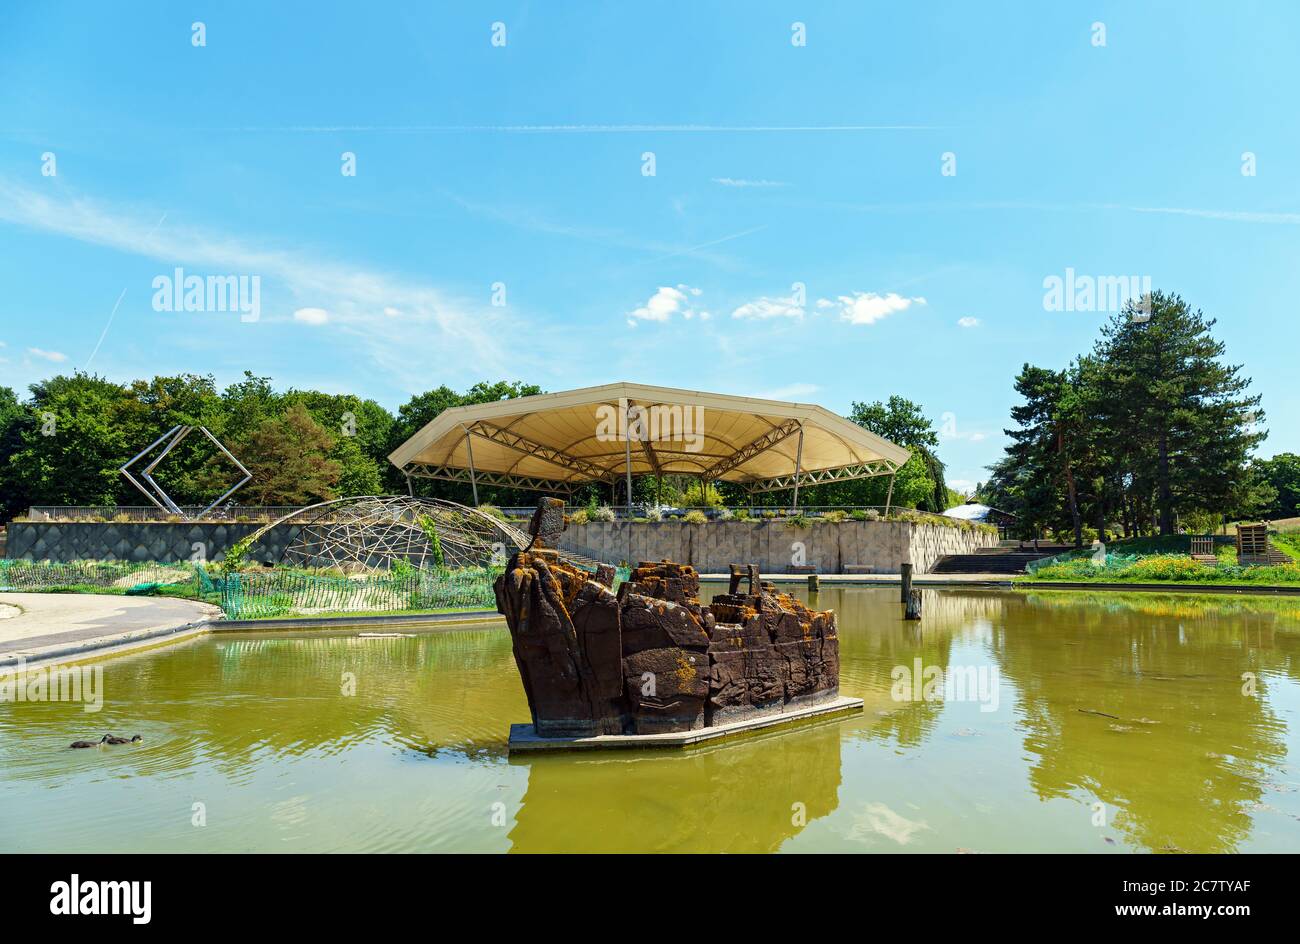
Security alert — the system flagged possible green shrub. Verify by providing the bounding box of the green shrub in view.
[681,482,725,508]
[590,505,617,522]
[416,515,445,567]
[821,510,848,523]
[683,510,708,524]
[1027,551,1300,584]
[477,504,508,522]
[569,509,590,525]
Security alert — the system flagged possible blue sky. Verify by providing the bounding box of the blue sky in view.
[1,1,1297,492]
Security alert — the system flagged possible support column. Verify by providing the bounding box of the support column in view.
[884,471,896,517]
[464,429,479,507]
[404,470,414,498]
[625,404,635,565]
[791,422,805,511]
[624,404,634,520]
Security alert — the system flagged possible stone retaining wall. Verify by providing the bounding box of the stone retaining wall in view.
[5,517,997,573]
[562,519,996,574]
[3,521,297,564]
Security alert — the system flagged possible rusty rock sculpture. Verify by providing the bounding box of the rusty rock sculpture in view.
[495,504,840,737]
[494,549,628,737]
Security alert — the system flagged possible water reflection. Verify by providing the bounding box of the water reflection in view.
[507,718,843,853]
[1,589,1298,852]
[1001,591,1295,853]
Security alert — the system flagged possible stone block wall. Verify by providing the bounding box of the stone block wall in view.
[3,521,298,564]
[563,519,994,574]
[4,517,996,572]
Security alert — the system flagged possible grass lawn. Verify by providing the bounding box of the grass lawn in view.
[1019,555,1300,586]
[1271,530,1300,562]
[1018,527,1300,587]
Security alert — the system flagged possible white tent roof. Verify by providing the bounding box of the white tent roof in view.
[388,382,909,495]
[943,502,1014,522]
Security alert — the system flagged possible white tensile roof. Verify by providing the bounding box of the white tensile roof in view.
[943,503,1009,521]
[388,382,910,496]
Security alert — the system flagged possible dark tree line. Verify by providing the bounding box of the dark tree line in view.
[0,373,548,519]
[0,370,960,519]
[979,292,1283,542]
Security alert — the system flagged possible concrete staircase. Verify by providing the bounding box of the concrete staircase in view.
[930,545,1071,575]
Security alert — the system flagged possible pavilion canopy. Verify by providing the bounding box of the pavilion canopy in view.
[388,382,910,498]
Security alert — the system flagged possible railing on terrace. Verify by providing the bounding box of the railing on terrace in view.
[504,504,965,525]
[24,503,969,528]
[24,505,307,523]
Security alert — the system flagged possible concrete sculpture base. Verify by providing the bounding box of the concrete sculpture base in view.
[508,695,863,753]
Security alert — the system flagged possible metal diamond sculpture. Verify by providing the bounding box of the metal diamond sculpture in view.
[120,425,251,520]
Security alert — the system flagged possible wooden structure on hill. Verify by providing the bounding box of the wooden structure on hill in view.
[1236,523,1290,566]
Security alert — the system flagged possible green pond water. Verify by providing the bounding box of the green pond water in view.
[3,586,1300,853]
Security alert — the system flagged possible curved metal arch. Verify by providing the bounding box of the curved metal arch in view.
[232,495,530,572]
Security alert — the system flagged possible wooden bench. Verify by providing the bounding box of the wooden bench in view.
[1190,535,1218,565]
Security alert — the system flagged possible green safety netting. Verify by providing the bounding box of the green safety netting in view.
[2,557,630,620]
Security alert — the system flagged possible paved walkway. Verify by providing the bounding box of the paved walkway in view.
[0,593,222,670]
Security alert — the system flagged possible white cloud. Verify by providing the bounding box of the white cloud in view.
[28,347,67,362]
[957,316,981,328]
[293,307,329,325]
[825,292,926,325]
[0,178,521,390]
[731,296,804,320]
[383,306,401,317]
[627,285,704,326]
[711,177,787,188]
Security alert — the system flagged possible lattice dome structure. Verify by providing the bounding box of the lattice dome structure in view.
[244,496,528,572]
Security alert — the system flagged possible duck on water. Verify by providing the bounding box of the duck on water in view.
[69,734,142,749]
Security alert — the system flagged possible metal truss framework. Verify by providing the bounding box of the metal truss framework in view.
[403,435,899,501]
[468,421,610,482]
[403,463,579,497]
[699,418,803,481]
[744,459,900,494]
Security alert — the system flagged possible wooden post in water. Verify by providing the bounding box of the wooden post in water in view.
[808,573,819,593]
[904,588,922,620]
[900,562,913,603]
